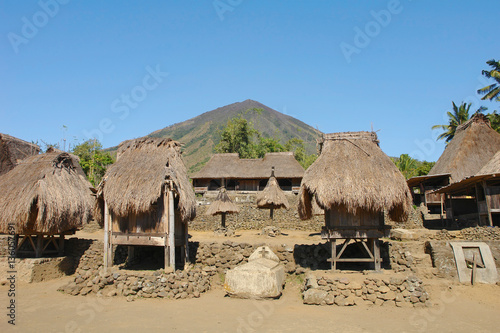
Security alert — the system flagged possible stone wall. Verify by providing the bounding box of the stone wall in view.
[59,239,215,300]
[302,274,429,307]
[190,193,324,231]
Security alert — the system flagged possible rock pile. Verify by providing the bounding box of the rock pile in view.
[261,226,281,237]
[213,227,235,237]
[389,243,416,273]
[302,274,429,307]
[431,229,456,241]
[461,226,500,241]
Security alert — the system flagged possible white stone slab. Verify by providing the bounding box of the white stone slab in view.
[224,247,285,298]
[450,242,498,284]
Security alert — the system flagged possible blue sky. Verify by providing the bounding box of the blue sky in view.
[1,0,499,161]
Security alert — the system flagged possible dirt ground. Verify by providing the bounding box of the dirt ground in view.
[1,229,500,333]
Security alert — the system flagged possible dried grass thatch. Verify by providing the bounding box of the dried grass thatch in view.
[99,137,196,223]
[0,148,93,234]
[298,132,412,221]
[429,113,500,182]
[0,133,40,175]
[205,187,239,216]
[192,152,304,180]
[256,169,290,210]
[477,149,500,176]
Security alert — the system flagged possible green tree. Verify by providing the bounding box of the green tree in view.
[72,139,114,186]
[215,115,318,168]
[215,115,259,158]
[487,111,500,133]
[416,161,435,176]
[393,154,418,179]
[256,136,284,158]
[478,59,500,102]
[432,102,476,143]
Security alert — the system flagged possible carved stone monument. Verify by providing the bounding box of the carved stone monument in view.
[224,246,285,298]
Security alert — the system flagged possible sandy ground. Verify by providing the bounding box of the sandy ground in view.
[1,229,500,332]
[1,277,499,333]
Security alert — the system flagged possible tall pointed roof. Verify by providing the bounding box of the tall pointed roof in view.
[0,133,40,175]
[429,113,500,182]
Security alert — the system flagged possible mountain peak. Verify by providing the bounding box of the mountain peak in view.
[148,101,322,174]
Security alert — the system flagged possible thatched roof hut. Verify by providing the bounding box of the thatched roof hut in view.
[191,152,304,192]
[256,175,290,209]
[429,113,500,182]
[97,137,196,269]
[256,167,290,219]
[98,137,196,223]
[205,187,239,216]
[0,148,93,234]
[0,133,40,175]
[298,132,412,222]
[205,187,239,228]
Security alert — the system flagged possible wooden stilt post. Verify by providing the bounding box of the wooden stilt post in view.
[35,235,42,258]
[482,181,493,227]
[103,201,111,269]
[221,213,226,228]
[163,189,169,269]
[373,238,381,271]
[331,239,337,271]
[184,221,189,266]
[168,187,176,270]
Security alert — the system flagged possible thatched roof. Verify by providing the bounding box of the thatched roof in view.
[0,133,40,175]
[298,132,412,221]
[477,149,500,176]
[429,113,500,182]
[256,169,290,209]
[191,152,304,179]
[100,137,196,222]
[0,148,93,234]
[205,187,239,216]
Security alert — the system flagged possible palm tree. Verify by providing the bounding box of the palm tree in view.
[432,102,473,143]
[478,59,500,102]
[393,154,417,179]
[488,111,500,133]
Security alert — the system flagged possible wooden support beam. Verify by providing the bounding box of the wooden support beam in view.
[483,181,493,227]
[184,221,189,265]
[35,235,42,258]
[331,239,336,271]
[168,188,176,269]
[103,201,111,269]
[162,189,170,269]
[373,238,381,271]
